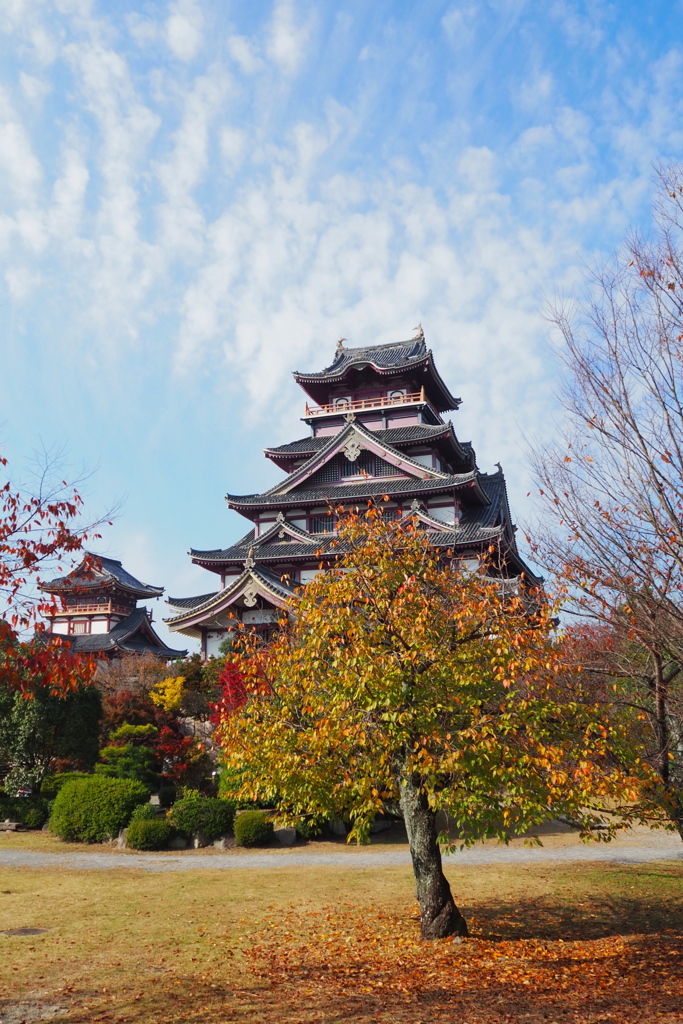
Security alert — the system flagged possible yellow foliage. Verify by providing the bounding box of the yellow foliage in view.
[150,675,186,712]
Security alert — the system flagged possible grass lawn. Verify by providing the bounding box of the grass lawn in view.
[1,849,682,1024]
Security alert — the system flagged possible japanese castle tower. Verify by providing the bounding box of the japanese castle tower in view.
[43,555,186,659]
[166,332,539,658]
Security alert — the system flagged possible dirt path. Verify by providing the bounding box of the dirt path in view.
[0,825,680,871]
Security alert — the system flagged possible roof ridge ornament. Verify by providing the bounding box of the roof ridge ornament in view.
[336,337,347,352]
[244,546,255,570]
[341,438,364,463]
[344,411,356,423]
[412,323,424,341]
[410,498,422,513]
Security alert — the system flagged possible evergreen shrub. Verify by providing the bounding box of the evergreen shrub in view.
[157,785,176,808]
[168,792,235,840]
[40,773,91,798]
[49,776,148,843]
[296,815,328,840]
[129,802,158,823]
[0,796,51,829]
[233,810,274,847]
[126,818,172,850]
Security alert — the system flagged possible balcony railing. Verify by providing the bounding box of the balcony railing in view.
[305,388,427,417]
[53,602,131,616]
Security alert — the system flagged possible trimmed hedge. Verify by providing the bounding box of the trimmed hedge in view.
[168,793,236,840]
[49,776,149,843]
[126,818,172,850]
[234,810,274,847]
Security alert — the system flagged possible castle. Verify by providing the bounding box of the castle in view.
[165,333,538,658]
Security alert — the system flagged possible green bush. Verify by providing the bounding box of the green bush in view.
[0,796,51,829]
[49,776,149,843]
[168,792,235,840]
[296,815,328,840]
[157,785,176,808]
[126,818,172,851]
[234,810,274,847]
[40,773,91,799]
[129,802,158,823]
[94,743,160,790]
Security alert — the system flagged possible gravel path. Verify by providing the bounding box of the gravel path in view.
[0,829,681,872]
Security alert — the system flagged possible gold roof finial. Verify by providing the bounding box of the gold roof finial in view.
[412,324,424,341]
[336,337,347,351]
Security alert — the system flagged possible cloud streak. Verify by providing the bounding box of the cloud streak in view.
[2,0,683,649]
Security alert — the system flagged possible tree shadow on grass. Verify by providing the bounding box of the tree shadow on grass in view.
[469,868,683,942]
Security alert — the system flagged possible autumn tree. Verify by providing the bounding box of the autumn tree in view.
[0,447,112,631]
[215,509,642,939]
[0,624,101,792]
[532,164,683,838]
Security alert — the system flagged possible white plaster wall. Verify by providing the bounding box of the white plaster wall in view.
[206,630,229,658]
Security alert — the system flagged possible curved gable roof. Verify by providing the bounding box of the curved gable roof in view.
[293,338,460,412]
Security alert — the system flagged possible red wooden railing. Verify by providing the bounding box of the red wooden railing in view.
[305,387,426,417]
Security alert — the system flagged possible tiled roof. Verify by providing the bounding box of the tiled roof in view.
[293,338,460,412]
[295,338,428,378]
[42,554,164,598]
[167,592,218,609]
[227,472,481,509]
[43,608,186,658]
[165,565,296,626]
[265,424,461,457]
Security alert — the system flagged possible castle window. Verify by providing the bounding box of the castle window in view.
[311,453,400,485]
[310,515,336,533]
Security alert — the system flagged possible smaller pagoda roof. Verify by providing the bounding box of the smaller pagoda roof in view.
[43,608,186,659]
[41,554,164,599]
[293,337,460,412]
[165,564,296,636]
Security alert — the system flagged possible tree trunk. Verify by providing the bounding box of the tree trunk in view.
[399,773,468,939]
[653,653,670,786]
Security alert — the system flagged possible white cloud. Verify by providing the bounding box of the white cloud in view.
[220,125,247,172]
[166,0,203,62]
[266,0,310,77]
[457,146,498,191]
[0,93,42,201]
[126,13,160,48]
[441,4,480,50]
[156,66,230,254]
[226,34,263,75]
[19,71,51,102]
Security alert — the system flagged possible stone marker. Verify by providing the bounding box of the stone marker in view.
[274,827,297,846]
[370,817,393,834]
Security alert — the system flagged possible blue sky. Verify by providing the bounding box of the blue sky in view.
[2,0,683,650]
